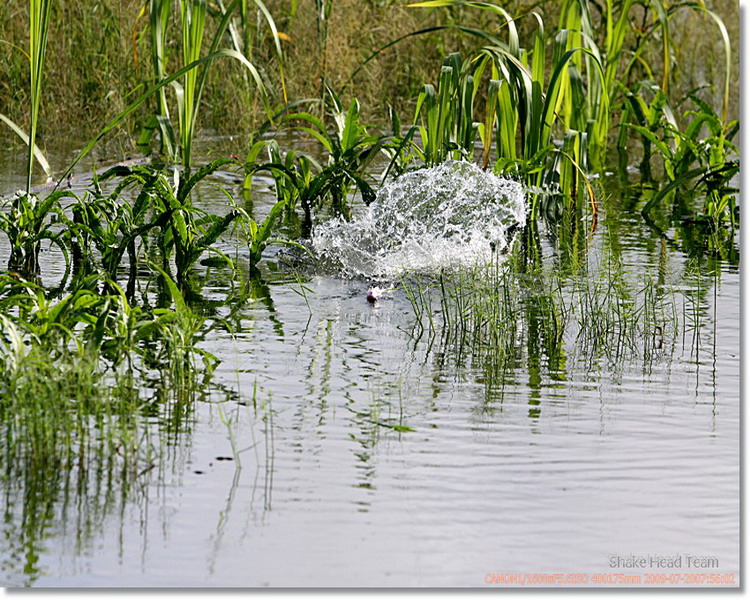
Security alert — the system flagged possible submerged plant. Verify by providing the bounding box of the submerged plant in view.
[619,86,739,226]
[278,88,384,228]
[0,190,72,279]
[233,197,310,274]
[99,162,242,288]
[403,241,678,387]
[0,269,220,584]
[0,267,220,408]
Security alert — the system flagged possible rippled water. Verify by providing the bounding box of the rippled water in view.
[0,148,739,587]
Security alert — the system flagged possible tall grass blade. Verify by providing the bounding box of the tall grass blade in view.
[253,0,288,103]
[0,113,53,180]
[149,0,176,156]
[27,0,52,192]
[178,0,207,168]
[698,7,732,123]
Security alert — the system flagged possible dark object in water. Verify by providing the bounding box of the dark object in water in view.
[367,286,383,303]
[200,256,230,267]
[501,222,522,254]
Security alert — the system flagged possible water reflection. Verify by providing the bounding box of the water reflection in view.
[0,165,739,586]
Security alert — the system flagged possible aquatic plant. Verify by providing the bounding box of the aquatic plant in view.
[66,189,146,294]
[390,2,607,168]
[409,52,478,166]
[0,265,220,408]
[359,4,606,218]
[275,89,386,229]
[233,196,310,274]
[0,266,222,585]
[0,1,59,279]
[146,265,220,396]
[402,239,678,385]
[64,156,309,290]
[342,0,734,225]
[618,84,739,226]
[0,0,736,143]
[0,190,74,279]
[243,137,315,222]
[93,161,241,287]
[291,90,379,172]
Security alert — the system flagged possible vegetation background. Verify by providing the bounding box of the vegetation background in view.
[0,0,739,157]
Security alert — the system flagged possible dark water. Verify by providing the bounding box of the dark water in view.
[0,144,739,587]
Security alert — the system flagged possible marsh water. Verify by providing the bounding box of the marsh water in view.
[0,140,739,587]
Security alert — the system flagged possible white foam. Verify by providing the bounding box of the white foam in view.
[312,160,526,279]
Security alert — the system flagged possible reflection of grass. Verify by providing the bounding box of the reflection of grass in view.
[0,269,224,585]
[0,348,149,586]
[402,233,685,397]
[0,355,213,587]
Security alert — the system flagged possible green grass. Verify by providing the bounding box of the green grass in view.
[0,0,736,291]
[400,227,681,389]
[0,1,737,146]
[24,0,51,192]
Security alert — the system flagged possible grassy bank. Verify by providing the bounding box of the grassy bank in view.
[0,0,739,152]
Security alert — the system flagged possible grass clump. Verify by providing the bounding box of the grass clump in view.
[401,226,681,393]
[0,268,219,490]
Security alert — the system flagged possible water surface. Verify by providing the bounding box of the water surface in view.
[0,144,739,587]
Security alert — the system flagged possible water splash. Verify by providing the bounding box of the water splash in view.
[312,160,526,279]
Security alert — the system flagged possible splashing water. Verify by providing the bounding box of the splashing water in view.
[312,160,526,279]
